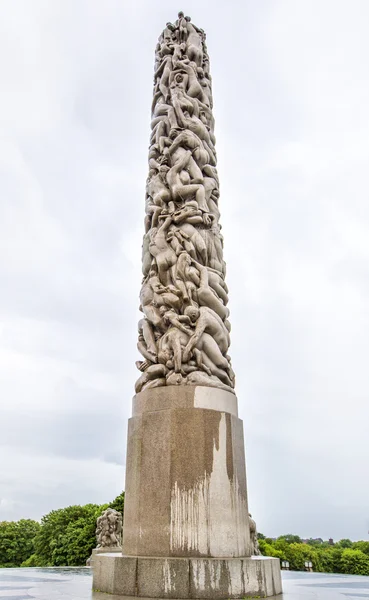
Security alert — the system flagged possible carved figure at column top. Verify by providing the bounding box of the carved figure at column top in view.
[96,508,123,549]
[135,13,235,395]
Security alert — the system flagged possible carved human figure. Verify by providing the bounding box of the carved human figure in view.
[183,305,230,359]
[199,226,226,274]
[135,362,167,394]
[170,72,200,120]
[167,131,204,185]
[148,213,178,286]
[197,333,234,387]
[190,261,229,320]
[166,149,207,214]
[145,170,169,234]
[151,97,180,133]
[204,182,220,225]
[172,200,204,225]
[184,16,203,67]
[174,59,210,106]
[174,106,213,148]
[141,231,152,276]
[139,268,182,332]
[146,166,171,208]
[137,317,158,364]
[164,214,209,270]
[168,129,212,175]
[162,22,175,44]
[168,319,233,388]
[176,219,208,264]
[173,252,199,303]
[176,12,188,44]
[157,22,176,62]
[153,44,184,104]
[191,257,228,304]
[158,326,190,374]
[197,67,213,108]
[158,325,218,380]
[154,55,175,104]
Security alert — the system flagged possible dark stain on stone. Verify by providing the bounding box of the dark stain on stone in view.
[219,559,232,596]
[256,561,264,595]
[240,557,245,592]
[225,412,234,482]
[170,408,221,490]
[204,559,211,594]
[134,556,139,596]
[168,408,222,557]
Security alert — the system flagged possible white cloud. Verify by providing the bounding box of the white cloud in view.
[0,447,123,521]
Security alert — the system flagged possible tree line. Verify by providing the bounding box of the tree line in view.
[0,492,124,568]
[1,500,369,575]
[258,534,369,576]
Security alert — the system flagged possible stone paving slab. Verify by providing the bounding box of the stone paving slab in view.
[1,567,369,599]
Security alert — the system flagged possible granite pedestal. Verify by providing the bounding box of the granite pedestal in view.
[92,387,282,598]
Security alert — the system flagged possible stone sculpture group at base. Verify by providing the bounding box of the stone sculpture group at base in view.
[96,508,123,549]
[87,508,122,566]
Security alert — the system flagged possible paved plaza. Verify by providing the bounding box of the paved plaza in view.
[0,567,369,599]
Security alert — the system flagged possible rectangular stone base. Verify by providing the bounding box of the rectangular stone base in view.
[92,553,282,598]
[123,388,251,558]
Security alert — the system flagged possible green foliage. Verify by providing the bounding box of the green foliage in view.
[285,543,322,572]
[260,541,322,572]
[109,491,125,515]
[277,534,302,544]
[33,503,105,566]
[340,549,369,575]
[305,538,328,547]
[315,547,343,574]
[259,539,285,560]
[337,538,353,548]
[272,538,289,552]
[0,519,40,567]
[0,491,125,568]
[352,541,369,556]
[21,553,46,567]
[264,537,274,544]
[260,536,369,576]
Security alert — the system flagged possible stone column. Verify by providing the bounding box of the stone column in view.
[92,12,282,599]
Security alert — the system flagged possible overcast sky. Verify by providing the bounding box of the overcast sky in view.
[1,0,368,542]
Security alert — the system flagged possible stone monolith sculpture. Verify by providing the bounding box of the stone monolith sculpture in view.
[92,13,282,599]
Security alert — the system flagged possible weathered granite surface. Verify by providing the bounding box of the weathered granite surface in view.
[93,554,282,598]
